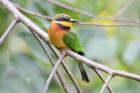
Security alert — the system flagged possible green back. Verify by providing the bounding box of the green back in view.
[63,30,85,54]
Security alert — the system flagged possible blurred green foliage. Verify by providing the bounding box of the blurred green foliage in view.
[0,0,140,93]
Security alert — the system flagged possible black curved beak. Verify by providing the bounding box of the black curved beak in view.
[70,19,79,23]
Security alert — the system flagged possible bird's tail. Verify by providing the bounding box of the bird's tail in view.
[78,63,90,82]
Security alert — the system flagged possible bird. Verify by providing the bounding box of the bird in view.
[48,13,89,82]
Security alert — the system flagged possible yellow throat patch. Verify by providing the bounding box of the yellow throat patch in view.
[54,21,72,27]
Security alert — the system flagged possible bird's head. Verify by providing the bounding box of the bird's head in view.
[53,13,78,27]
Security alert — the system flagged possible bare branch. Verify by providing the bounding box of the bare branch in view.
[0,19,17,46]
[78,22,140,27]
[0,0,48,41]
[99,74,113,93]
[92,68,113,93]
[112,70,140,81]
[112,0,136,18]
[42,52,65,93]
[12,3,140,27]
[14,4,53,20]
[47,0,138,24]
[15,4,140,27]
[65,50,140,81]
[46,42,83,93]
[47,0,96,18]
[31,31,69,93]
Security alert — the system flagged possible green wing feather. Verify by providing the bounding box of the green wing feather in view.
[63,31,84,54]
[63,30,90,82]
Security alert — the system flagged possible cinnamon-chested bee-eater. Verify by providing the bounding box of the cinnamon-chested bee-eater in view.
[48,13,89,82]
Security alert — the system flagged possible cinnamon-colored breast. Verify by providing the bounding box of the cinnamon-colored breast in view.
[48,22,68,49]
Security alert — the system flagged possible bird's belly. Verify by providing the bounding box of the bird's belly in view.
[48,29,68,49]
[52,37,67,49]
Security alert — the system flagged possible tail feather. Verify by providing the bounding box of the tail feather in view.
[78,63,90,82]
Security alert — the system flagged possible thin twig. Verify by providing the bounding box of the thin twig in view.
[79,22,140,27]
[0,0,48,41]
[92,68,113,93]
[47,0,97,18]
[42,52,65,93]
[31,31,69,93]
[0,19,17,46]
[112,0,136,18]
[46,42,83,93]
[47,0,138,24]
[14,4,53,20]
[14,3,140,27]
[99,74,113,93]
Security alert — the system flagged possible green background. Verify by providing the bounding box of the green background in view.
[0,0,140,93]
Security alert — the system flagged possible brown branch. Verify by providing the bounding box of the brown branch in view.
[0,19,17,46]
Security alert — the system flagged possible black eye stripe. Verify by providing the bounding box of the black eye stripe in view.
[56,17,70,21]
